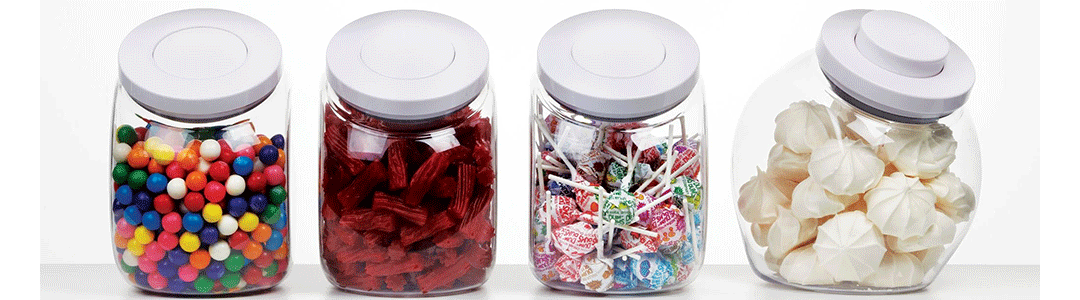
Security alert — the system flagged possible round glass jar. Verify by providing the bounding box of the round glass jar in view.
[318,10,495,296]
[110,9,290,295]
[529,10,707,294]
[732,10,980,294]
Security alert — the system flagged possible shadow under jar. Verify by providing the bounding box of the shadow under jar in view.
[529,10,707,294]
[732,10,981,294]
[318,10,496,296]
[110,9,291,295]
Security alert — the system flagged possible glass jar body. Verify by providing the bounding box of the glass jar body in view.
[528,77,708,294]
[109,78,291,295]
[732,51,981,294]
[319,82,497,296]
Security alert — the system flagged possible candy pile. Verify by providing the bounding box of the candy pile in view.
[111,122,288,294]
[530,115,705,293]
[739,100,975,288]
[320,105,495,294]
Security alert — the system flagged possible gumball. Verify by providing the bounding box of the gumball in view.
[115,185,133,205]
[199,227,219,245]
[127,146,150,169]
[134,270,150,287]
[246,172,267,193]
[224,252,246,272]
[133,226,154,245]
[182,213,204,232]
[209,241,231,261]
[272,244,288,260]
[141,211,162,231]
[260,204,281,225]
[228,232,249,250]
[270,212,287,230]
[220,273,242,288]
[236,145,255,160]
[274,149,286,167]
[113,143,132,163]
[144,242,166,261]
[161,212,182,233]
[217,140,237,164]
[217,215,239,236]
[242,264,264,283]
[179,232,201,252]
[238,213,259,232]
[193,275,214,293]
[116,125,138,145]
[167,278,190,292]
[251,224,272,243]
[204,181,226,203]
[177,264,199,282]
[148,273,170,290]
[112,163,130,184]
[225,175,246,196]
[116,218,136,238]
[167,248,189,266]
[127,170,148,190]
[205,261,226,280]
[182,193,204,212]
[186,171,207,191]
[197,158,211,174]
[147,173,168,193]
[157,232,178,250]
[145,136,164,150]
[190,250,211,269]
[151,144,176,166]
[157,259,178,279]
[134,191,154,212]
[200,139,221,161]
[242,241,263,260]
[167,178,187,199]
[208,161,231,182]
[232,156,254,177]
[252,160,266,173]
[122,249,139,267]
[227,197,248,218]
[271,134,285,149]
[202,203,223,223]
[154,194,174,214]
[138,255,157,273]
[264,231,284,251]
[263,165,285,186]
[177,148,199,171]
[257,146,278,165]
[248,194,268,214]
[267,185,287,205]
[124,206,142,226]
[165,162,186,179]
[147,159,164,174]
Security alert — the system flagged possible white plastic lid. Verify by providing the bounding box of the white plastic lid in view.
[537,9,700,120]
[326,10,489,121]
[118,9,282,121]
[816,9,975,122]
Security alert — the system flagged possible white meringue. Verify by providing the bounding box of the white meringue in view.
[925,172,976,222]
[814,211,887,282]
[913,246,945,272]
[808,138,885,195]
[767,144,810,182]
[764,247,785,273]
[767,208,818,258]
[791,179,860,219]
[865,172,937,240]
[880,124,957,179]
[774,100,840,153]
[862,251,925,288]
[738,168,797,224]
[886,210,956,253]
[751,223,771,247]
[779,245,836,285]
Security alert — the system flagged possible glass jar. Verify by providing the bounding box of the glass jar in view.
[529,10,706,294]
[732,10,980,294]
[318,10,495,296]
[110,9,290,294]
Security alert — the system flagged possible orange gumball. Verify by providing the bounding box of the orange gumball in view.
[146,160,164,174]
[272,244,288,260]
[190,250,211,269]
[114,233,129,249]
[251,224,272,243]
[242,242,263,260]
[258,135,271,145]
[177,148,199,171]
[186,139,202,151]
[186,171,207,191]
[274,149,286,167]
[127,146,150,169]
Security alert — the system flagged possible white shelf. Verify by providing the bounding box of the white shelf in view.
[41,264,1038,299]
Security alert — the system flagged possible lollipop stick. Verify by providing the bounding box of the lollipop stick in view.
[547,174,607,197]
[611,244,649,260]
[533,117,578,172]
[604,145,629,163]
[616,224,658,237]
[540,165,570,173]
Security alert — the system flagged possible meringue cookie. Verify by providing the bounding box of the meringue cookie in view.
[767,144,810,182]
[814,211,887,282]
[808,138,885,195]
[925,172,976,222]
[767,208,818,258]
[791,179,860,219]
[774,100,840,153]
[779,245,836,285]
[886,210,956,253]
[880,124,957,179]
[751,223,771,247]
[862,251,925,288]
[738,168,797,224]
[913,246,945,272]
[865,172,937,240]
[764,246,785,273]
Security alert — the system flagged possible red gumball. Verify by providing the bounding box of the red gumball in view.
[229,232,249,250]
[161,212,182,233]
[236,146,256,160]
[153,194,174,214]
[264,165,285,186]
[243,266,264,284]
[204,181,226,203]
[217,140,237,164]
[246,172,267,193]
[183,192,205,212]
[208,161,231,182]
[165,162,186,179]
[254,252,274,268]
[134,127,147,141]
[157,232,178,250]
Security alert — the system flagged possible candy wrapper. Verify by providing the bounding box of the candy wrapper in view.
[579,257,615,292]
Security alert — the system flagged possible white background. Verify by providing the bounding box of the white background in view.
[40,0,1038,267]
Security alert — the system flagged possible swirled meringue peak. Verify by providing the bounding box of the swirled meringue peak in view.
[881,124,957,179]
[813,211,887,282]
[925,172,976,222]
[791,178,860,219]
[767,144,810,182]
[774,100,840,153]
[808,138,885,195]
[865,172,937,240]
[738,168,797,224]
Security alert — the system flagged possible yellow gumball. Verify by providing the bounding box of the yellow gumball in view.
[145,137,163,150]
[238,213,259,232]
[133,226,154,245]
[127,239,145,256]
[179,232,201,253]
[202,204,223,223]
[151,144,176,165]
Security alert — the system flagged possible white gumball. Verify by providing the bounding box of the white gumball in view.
[113,143,131,163]
[167,178,187,200]
[218,215,238,236]
[226,175,246,196]
[200,139,221,161]
[209,241,231,261]
[122,249,138,266]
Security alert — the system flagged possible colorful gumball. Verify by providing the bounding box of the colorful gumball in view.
[208,161,231,182]
[183,193,205,212]
[263,165,284,186]
[186,171,207,191]
[204,181,226,203]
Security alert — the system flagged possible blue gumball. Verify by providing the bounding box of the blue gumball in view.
[116,185,133,205]
[182,213,203,232]
[232,156,254,176]
[142,211,162,231]
[271,134,285,149]
[147,173,168,193]
[264,230,284,251]
[258,145,278,165]
[124,206,142,225]
[228,197,247,218]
